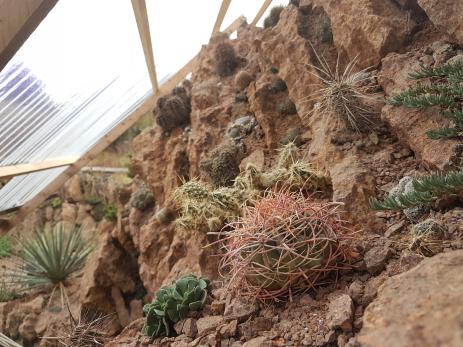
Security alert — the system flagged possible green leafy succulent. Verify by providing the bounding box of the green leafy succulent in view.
[142,275,209,340]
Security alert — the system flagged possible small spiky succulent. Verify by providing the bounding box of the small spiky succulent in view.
[57,309,113,347]
[219,190,352,301]
[155,95,190,132]
[263,6,284,28]
[199,144,241,187]
[173,179,242,233]
[142,275,209,340]
[409,219,447,256]
[268,77,287,93]
[235,70,254,90]
[302,48,379,132]
[277,99,297,115]
[104,204,117,222]
[130,186,155,211]
[214,42,240,77]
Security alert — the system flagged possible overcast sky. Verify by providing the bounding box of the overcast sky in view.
[14,0,287,102]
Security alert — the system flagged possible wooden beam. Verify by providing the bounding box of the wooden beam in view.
[0,157,78,179]
[0,0,58,72]
[211,0,232,35]
[12,16,246,225]
[251,0,273,26]
[131,0,159,94]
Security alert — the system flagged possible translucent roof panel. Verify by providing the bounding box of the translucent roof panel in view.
[0,0,153,211]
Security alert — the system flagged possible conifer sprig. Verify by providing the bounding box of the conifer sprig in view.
[387,59,463,140]
[370,169,463,210]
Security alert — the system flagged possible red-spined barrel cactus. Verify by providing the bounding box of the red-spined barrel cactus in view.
[219,190,352,301]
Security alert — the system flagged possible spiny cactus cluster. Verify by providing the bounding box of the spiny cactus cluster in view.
[174,143,329,233]
[130,186,155,211]
[199,144,241,187]
[277,99,297,115]
[173,179,242,233]
[409,219,447,257]
[219,190,352,301]
[235,70,254,90]
[263,6,284,29]
[214,42,240,77]
[268,77,287,93]
[388,59,463,139]
[155,94,190,132]
[303,49,379,132]
[142,275,209,340]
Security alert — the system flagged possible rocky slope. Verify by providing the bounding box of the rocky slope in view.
[1,0,463,346]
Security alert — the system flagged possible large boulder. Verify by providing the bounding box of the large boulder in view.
[358,250,463,347]
[300,0,419,67]
[417,0,463,43]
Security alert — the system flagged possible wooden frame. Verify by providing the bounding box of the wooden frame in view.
[0,157,78,179]
[11,16,246,223]
[131,0,159,93]
[0,0,58,72]
[211,0,232,35]
[251,0,273,26]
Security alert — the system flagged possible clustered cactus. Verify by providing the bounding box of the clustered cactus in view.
[130,186,155,211]
[142,275,209,340]
[172,179,242,233]
[174,143,329,233]
[234,70,254,90]
[268,77,287,93]
[219,190,352,301]
[277,99,297,115]
[199,144,241,187]
[155,94,191,132]
[214,42,240,77]
[263,6,284,29]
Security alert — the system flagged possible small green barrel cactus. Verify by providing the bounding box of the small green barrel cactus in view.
[142,275,209,340]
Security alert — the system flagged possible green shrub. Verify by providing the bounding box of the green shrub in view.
[51,197,63,209]
[0,235,12,257]
[263,6,284,28]
[12,224,93,290]
[388,60,463,139]
[104,204,118,222]
[142,275,209,340]
[214,42,240,77]
[370,169,463,210]
[84,196,102,206]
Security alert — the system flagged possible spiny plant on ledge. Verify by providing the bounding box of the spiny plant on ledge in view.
[142,275,209,340]
[218,189,353,301]
[53,307,113,347]
[388,59,463,140]
[214,42,240,77]
[10,224,93,305]
[173,179,242,233]
[302,48,379,132]
[174,142,329,233]
[370,168,463,210]
[263,6,284,29]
